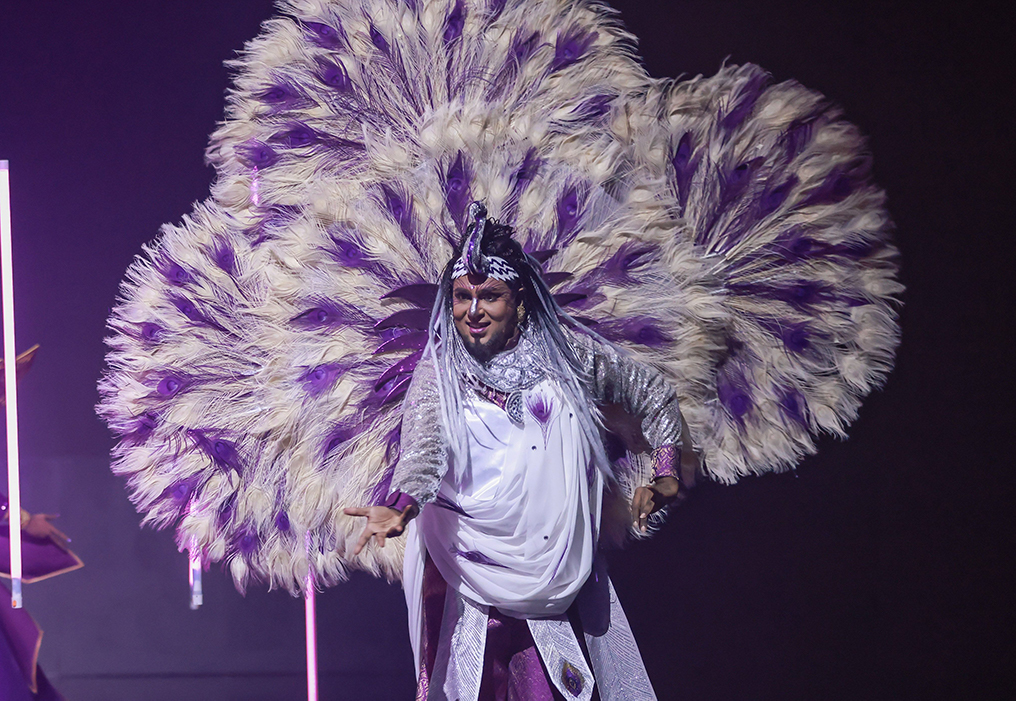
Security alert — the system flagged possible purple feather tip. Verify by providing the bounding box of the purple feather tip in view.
[157,375,185,397]
[444,0,465,44]
[551,27,597,72]
[235,529,259,556]
[317,60,352,92]
[300,363,345,396]
[526,394,553,425]
[140,323,163,343]
[304,21,343,49]
[236,140,278,169]
[163,261,192,286]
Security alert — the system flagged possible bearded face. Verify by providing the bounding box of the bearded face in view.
[451,274,521,362]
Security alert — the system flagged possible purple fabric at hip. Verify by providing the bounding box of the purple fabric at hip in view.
[0,534,83,583]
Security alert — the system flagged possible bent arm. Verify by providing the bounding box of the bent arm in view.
[388,354,449,509]
[571,332,684,478]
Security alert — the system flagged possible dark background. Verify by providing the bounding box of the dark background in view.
[1,1,1013,699]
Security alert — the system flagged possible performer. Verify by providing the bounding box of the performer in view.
[1,495,76,701]
[98,1,901,699]
[346,204,688,699]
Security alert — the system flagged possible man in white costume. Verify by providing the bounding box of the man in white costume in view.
[347,203,687,701]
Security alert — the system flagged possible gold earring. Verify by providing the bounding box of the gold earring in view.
[516,300,526,323]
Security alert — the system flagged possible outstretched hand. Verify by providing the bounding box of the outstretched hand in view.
[343,505,411,556]
[630,476,680,533]
[23,513,71,550]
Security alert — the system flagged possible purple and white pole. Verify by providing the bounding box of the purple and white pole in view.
[305,530,319,701]
[1,159,24,609]
[188,540,203,610]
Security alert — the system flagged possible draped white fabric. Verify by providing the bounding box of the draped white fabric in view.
[402,379,661,700]
[404,379,603,672]
[423,379,598,618]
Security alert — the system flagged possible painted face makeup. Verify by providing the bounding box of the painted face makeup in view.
[452,274,520,362]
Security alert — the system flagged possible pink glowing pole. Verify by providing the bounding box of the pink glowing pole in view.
[1,160,24,609]
[305,530,319,701]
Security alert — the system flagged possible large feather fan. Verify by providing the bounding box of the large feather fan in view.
[98,0,900,594]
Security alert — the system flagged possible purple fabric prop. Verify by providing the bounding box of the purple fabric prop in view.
[0,533,83,584]
[0,601,58,699]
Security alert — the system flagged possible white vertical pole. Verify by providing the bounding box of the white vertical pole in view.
[0,160,24,609]
[305,530,318,701]
[188,541,203,610]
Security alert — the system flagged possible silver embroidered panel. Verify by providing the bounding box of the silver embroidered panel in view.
[429,590,488,701]
[529,617,596,701]
[584,579,658,701]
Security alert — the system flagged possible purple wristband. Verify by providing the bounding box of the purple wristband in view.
[650,444,681,482]
[383,490,419,514]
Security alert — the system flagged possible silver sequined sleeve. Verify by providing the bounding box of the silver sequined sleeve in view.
[570,333,683,452]
[389,354,449,506]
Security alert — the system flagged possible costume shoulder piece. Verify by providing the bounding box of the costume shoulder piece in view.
[98,0,900,592]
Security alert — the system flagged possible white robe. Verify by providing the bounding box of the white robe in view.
[403,379,656,700]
